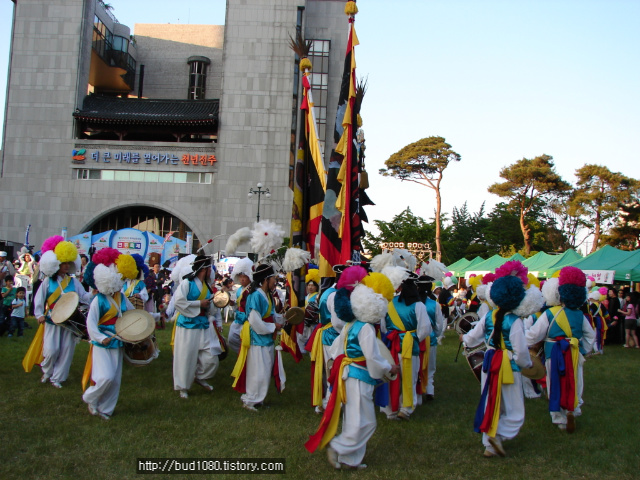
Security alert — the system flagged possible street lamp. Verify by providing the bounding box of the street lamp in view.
[248,182,271,222]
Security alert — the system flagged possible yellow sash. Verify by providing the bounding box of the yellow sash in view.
[22,324,45,372]
[171,281,209,351]
[486,318,514,437]
[319,323,365,449]
[82,293,121,391]
[124,279,137,297]
[231,292,272,387]
[550,307,580,409]
[388,301,416,409]
[311,323,334,406]
[21,276,72,373]
[46,276,72,313]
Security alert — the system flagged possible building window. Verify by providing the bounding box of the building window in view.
[308,40,330,154]
[74,169,213,184]
[187,56,211,100]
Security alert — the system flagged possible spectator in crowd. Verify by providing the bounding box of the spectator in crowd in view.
[30,254,43,316]
[8,286,27,337]
[620,292,639,349]
[1,276,17,336]
[0,251,16,288]
[606,288,622,344]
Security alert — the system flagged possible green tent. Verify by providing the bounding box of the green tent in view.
[523,252,555,271]
[447,257,472,277]
[449,256,487,277]
[529,249,582,278]
[464,254,514,275]
[564,245,633,271]
[541,249,582,278]
[508,253,526,262]
[609,250,640,282]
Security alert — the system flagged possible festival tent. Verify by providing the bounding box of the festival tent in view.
[608,250,640,282]
[458,256,486,275]
[464,254,518,277]
[523,249,582,278]
[538,249,582,278]
[557,245,634,284]
[522,251,555,270]
[447,257,474,277]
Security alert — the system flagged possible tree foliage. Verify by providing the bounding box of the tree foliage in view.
[362,207,435,257]
[488,154,571,255]
[379,136,461,260]
[569,165,639,253]
[602,199,640,250]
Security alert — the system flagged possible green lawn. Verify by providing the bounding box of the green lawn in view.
[1,319,639,479]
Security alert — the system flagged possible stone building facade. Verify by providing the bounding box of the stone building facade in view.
[0,0,347,251]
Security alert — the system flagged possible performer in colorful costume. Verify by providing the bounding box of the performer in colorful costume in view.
[526,266,595,432]
[306,264,352,413]
[462,261,543,458]
[173,255,223,398]
[297,267,320,353]
[305,280,399,470]
[227,257,254,354]
[587,286,609,355]
[417,274,445,401]
[82,248,137,419]
[380,266,430,420]
[121,254,150,307]
[231,264,284,411]
[23,235,93,387]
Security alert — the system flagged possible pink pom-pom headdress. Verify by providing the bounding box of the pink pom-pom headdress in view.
[494,260,528,285]
[92,247,121,266]
[558,266,586,287]
[336,265,368,292]
[41,235,64,253]
[483,273,496,284]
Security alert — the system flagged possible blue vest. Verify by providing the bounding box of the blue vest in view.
[92,293,128,349]
[425,297,439,347]
[320,287,339,346]
[484,311,521,372]
[45,276,76,325]
[544,306,587,357]
[176,280,211,329]
[246,289,275,347]
[386,297,420,355]
[344,321,376,386]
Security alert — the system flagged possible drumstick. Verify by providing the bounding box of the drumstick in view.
[454,341,463,362]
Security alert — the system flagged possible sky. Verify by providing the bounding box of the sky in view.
[1,0,639,243]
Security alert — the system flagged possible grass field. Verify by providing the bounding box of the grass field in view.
[1,318,639,480]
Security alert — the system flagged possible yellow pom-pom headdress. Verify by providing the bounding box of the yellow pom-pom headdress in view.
[526,273,541,290]
[362,272,395,302]
[116,254,139,280]
[54,241,78,263]
[306,268,320,286]
[468,274,483,291]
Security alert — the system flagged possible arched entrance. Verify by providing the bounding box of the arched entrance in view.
[86,205,202,252]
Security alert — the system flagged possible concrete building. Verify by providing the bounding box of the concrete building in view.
[0,0,347,253]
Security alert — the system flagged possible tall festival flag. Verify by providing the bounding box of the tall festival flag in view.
[289,32,327,305]
[318,1,372,281]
